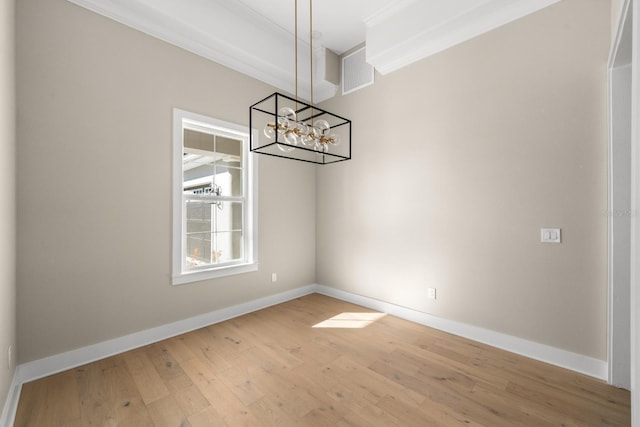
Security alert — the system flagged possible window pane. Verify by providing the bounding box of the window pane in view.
[186,201,211,233]
[214,202,243,232]
[214,166,242,197]
[184,129,214,151]
[186,231,212,268]
[183,131,243,197]
[185,200,243,269]
[213,231,244,263]
[185,200,212,269]
[183,129,216,195]
[184,164,215,195]
[216,136,242,167]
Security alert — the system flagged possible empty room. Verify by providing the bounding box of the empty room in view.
[1,0,640,425]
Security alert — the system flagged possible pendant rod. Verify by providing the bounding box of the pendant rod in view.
[309,0,314,123]
[294,0,299,110]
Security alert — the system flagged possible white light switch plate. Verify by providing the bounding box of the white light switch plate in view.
[541,228,561,243]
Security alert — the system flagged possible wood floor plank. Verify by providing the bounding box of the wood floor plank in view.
[179,329,233,373]
[123,348,170,405]
[101,355,155,426]
[187,406,228,427]
[394,338,510,391]
[376,394,446,427]
[245,365,319,420]
[163,335,199,364]
[197,322,255,359]
[15,371,81,427]
[247,395,297,426]
[173,384,212,418]
[46,370,82,425]
[180,356,264,426]
[75,360,114,426]
[461,382,555,427]
[146,395,191,427]
[482,352,631,412]
[14,294,631,426]
[329,355,425,407]
[338,403,405,427]
[216,362,266,406]
[282,362,361,419]
[505,379,629,426]
[14,380,47,426]
[294,406,342,426]
[259,341,306,370]
[469,381,573,427]
[145,342,193,393]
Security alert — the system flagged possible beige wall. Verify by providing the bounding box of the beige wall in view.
[318,0,611,360]
[0,0,16,408]
[16,0,316,363]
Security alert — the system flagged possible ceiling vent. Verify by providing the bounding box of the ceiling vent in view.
[342,47,374,95]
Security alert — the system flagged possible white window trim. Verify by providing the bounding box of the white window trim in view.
[172,108,259,285]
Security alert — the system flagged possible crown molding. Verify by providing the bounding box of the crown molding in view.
[66,0,561,94]
[365,0,561,75]
[65,0,339,102]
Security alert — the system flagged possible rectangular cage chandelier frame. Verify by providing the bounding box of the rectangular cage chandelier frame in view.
[250,92,352,165]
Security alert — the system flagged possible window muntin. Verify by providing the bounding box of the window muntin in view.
[173,110,257,285]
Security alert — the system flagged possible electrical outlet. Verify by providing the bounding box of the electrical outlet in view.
[271,273,277,282]
[541,228,561,243]
[427,288,437,300]
[7,345,12,370]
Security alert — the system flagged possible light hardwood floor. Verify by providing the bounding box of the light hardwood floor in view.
[14,294,630,426]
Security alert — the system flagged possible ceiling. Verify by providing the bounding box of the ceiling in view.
[234,0,397,56]
[66,0,561,101]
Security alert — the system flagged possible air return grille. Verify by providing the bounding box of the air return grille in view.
[342,47,374,95]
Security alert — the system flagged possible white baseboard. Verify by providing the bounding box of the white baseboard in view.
[315,285,608,380]
[0,372,21,427]
[15,284,317,386]
[2,283,608,427]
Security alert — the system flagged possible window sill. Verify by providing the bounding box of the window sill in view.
[172,262,258,286]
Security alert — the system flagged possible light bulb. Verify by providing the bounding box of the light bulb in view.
[298,123,313,146]
[328,133,340,146]
[277,107,296,136]
[284,130,298,146]
[300,134,312,146]
[296,122,308,135]
[263,125,275,139]
[277,116,289,132]
[278,107,296,121]
[315,119,330,132]
[309,127,320,142]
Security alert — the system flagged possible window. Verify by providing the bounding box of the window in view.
[172,109,258,285]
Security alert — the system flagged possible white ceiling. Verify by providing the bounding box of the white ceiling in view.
[235,0,397,56]
[66,0,561,101]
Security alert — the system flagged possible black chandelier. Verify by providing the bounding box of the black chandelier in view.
[249,0,351,165]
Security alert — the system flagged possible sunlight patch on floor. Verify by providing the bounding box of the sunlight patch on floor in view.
[312,312,387,329]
